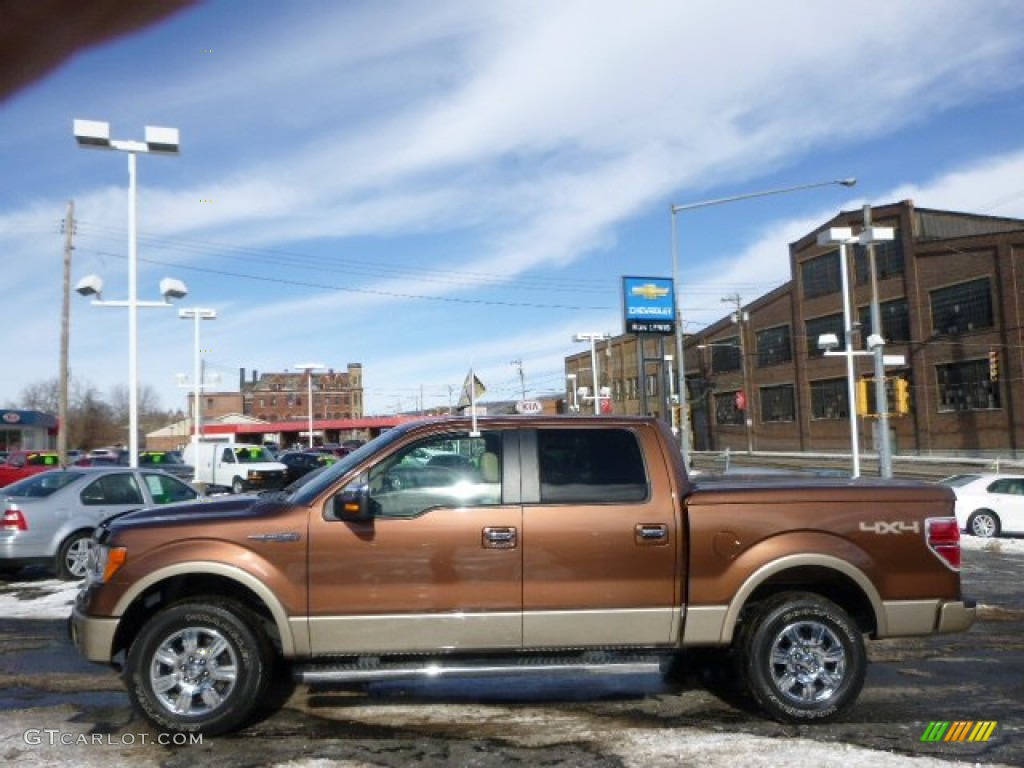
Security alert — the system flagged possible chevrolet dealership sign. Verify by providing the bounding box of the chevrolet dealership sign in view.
[622,276,675,335]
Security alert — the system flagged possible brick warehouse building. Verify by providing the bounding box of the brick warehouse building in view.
[565,200,1024,457]
[239,364,363,422]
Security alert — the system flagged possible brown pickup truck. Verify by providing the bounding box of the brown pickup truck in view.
[70,416,974,735]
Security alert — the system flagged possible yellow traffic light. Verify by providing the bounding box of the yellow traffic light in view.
[989,349,999,381]
[856,379,870,416]
[894,378,910,415]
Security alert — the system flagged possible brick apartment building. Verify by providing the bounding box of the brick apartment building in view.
[192,364,364,425]
[566,200,1024,457]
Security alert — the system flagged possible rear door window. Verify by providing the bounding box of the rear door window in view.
[537,428,648,503]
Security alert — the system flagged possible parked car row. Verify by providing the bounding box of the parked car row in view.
[1,466,201,580]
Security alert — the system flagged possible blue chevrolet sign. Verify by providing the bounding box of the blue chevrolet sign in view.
[622,276,675,335]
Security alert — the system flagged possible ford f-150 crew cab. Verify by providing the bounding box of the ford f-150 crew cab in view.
[70,416,975,735]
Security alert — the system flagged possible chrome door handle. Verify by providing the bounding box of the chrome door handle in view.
[482,526,517,549]
[635,523,668,545]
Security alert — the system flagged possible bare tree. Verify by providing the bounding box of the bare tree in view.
[18,379,60,412]
[12,377,179,451]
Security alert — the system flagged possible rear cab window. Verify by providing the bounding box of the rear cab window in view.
[537,428,648,503]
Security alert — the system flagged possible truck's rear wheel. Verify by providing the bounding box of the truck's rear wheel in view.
[738,592,865,723]
[125,601,271,735]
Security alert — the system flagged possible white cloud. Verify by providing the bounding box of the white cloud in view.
[3,1,1024,413]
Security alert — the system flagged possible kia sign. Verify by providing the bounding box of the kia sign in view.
[516,400,543,414]
[622,276,675,335]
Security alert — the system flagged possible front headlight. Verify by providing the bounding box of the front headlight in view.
[87,544,127,583]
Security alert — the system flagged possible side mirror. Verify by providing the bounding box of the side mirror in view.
[332,486,374,522]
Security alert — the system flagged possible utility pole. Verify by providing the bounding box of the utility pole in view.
[865,205,894,477]
[510,359,526,400]
[58,200,75,465]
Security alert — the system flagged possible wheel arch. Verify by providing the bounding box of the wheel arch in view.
[110,563,300,660]
[721,554,884,644]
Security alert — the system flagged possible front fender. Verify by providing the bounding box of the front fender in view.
[111,560,304,656]
[103,537,307,656]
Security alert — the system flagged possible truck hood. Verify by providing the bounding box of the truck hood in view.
[104,493,290,529]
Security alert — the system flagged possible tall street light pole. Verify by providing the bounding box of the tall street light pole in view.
[818,227,861,477]
[73,119,182,468]
[179,308,216,482]
[294,363,325,449]
[670,177,856,467]
[574,333,609,414]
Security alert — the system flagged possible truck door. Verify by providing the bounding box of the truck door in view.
[307,429,522,655]
[521,426,679,647]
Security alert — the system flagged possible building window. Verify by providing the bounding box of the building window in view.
[801,250,841,299]
[858,297,911,343]
[805,313,845,357]
[756,325,792,367]
[714,392,744,425]
[931,278,993,336]
[853,235,904,284]
[810,378,849,420]
[645,373,659,397]
[760,384,795,423]
[710,336,741,372]
[937,360,1000,411]
[612,379,623,402]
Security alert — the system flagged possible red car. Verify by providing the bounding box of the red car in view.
[0,450,62,488]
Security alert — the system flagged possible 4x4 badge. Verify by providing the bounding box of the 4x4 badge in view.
[859,521,920,535]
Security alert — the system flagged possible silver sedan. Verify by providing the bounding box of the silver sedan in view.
[0,467,199,580]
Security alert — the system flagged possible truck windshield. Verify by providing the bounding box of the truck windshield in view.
[290,426,412,504]
[234,446,272,463]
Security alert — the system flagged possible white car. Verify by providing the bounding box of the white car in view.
[939,473,1024,538]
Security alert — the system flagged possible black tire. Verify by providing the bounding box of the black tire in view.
[967,510,1000,538]
[55,530,94,580]
[737,592,866,723]
[125,601,272,735]
[231,476,246,495]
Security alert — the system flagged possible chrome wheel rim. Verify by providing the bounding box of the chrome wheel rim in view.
[65,538,94,579]
[150,627,238,717]
[971,514,996,538]
[768,620,846,705]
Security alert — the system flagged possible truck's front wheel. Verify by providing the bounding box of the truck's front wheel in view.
[231,476,246,494]
[738,592,865,723]
[125,601,271,735]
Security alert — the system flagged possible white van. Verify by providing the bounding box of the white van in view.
[182,442,287,494]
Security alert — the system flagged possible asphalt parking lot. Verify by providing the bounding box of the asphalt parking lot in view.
[0,538,1020,767]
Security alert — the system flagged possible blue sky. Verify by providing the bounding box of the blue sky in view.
[4,0,1024,416]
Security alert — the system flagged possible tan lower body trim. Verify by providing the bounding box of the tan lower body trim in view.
[309,612,521,655]
[881,599,976,637]
[523,607,676,647]
[680,605,729,645]
[306,607,678,656]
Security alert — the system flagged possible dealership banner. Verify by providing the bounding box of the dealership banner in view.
[622,276,675,335]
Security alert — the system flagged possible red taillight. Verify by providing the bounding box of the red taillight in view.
[2,508,27,532]
[927,517,961,570]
